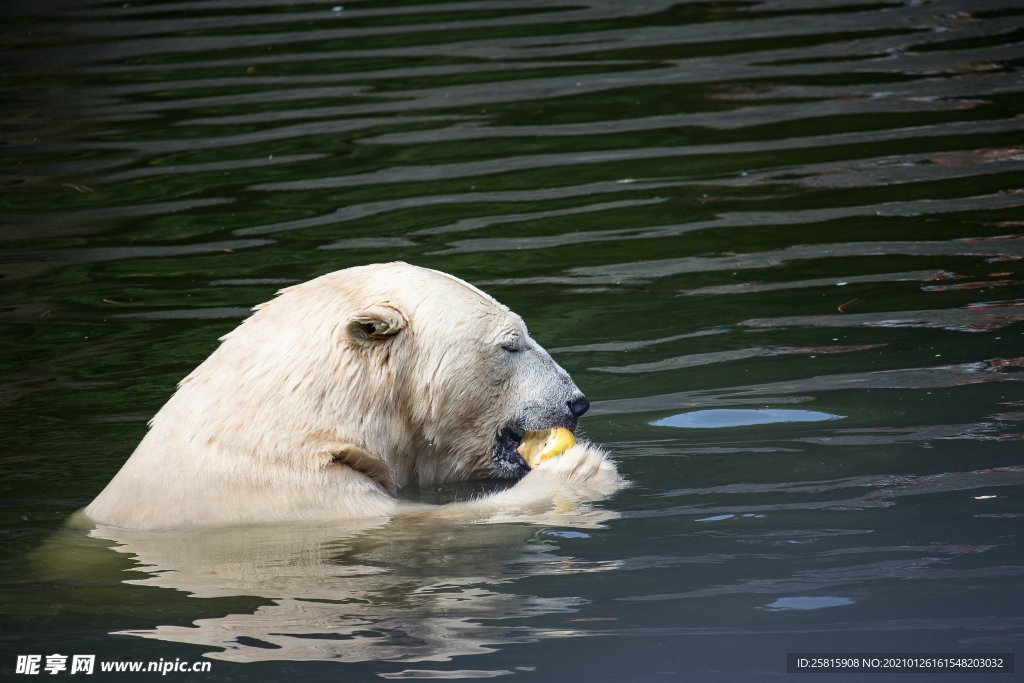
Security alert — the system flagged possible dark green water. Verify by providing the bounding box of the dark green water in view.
[2,0,1023,681]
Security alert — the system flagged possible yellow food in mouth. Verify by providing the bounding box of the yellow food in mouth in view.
[517,427,576,468]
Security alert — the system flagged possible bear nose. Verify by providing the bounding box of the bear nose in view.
[567,394,590,418]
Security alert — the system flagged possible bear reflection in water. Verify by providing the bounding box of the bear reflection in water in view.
[77,504,619,664]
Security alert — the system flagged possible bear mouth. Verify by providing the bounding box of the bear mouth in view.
[492,427,530,479]
[492,424,575,480]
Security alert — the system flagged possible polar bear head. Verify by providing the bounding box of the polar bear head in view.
[176,262,589,491]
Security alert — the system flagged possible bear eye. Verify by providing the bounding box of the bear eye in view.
[501,338,521,353]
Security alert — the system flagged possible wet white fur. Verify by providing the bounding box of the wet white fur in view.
[84,262,623,529]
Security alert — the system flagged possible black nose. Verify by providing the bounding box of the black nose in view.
[568,394,590,418]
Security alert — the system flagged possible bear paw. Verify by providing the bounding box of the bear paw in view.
[429,441,625,524]
[525,441,625,499]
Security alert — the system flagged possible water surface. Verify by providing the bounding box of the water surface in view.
[2,0,1023,680]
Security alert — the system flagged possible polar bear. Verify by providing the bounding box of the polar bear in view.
[84,262,622,530]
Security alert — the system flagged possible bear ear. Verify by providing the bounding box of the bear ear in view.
[346,304,406,343]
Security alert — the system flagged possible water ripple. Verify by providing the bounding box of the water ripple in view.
[3,0,1023,673]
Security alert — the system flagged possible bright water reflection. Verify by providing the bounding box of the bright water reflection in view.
[2,0,1023,680]
[652,408,844,428]
[76,516,612,665]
